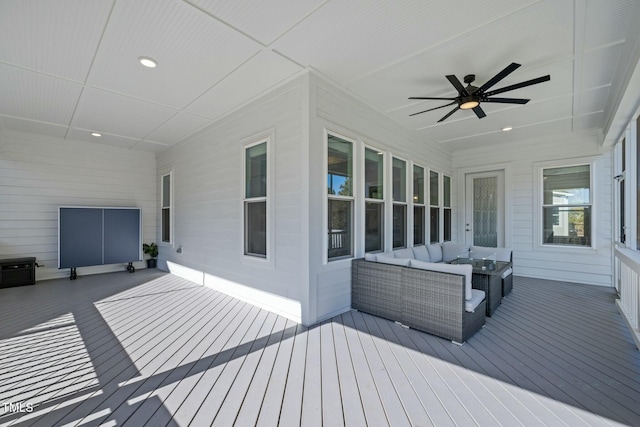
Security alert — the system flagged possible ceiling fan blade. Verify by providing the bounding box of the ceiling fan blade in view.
[484,75,551,96]
[409,101,457,116]
[472,62,521,94]
[482,97,530,104]
[446,75,469,96]
[408,96,457,100]
[437,106,460,122]
[472,105,486,119]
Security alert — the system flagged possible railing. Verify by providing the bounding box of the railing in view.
[328,230,347,250]
[614,247,640,350]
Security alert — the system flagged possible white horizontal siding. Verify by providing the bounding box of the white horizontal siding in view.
[453,132,613,286]
[308,73,456,322]
[156,77,305,317]
[0,130,156,280]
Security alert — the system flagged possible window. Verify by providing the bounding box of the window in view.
[327,134,353,260]
[542,165,591,247]
[364,148,384,252]
[392,157,407,248]
[429,170,439,243]
[443,175,452,241]
[413,165,425,245]
[161,171,172,244]
[244,141,267,257]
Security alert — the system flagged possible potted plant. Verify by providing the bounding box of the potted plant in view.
[143,243,158,268]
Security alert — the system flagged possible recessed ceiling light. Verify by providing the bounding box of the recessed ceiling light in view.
[91,132,102,137]
[138,56,157,68]
[502,126,513,132]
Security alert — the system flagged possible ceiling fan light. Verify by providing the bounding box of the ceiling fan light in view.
[459,99,479,110]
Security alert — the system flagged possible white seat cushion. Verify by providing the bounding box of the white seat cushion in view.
[465,289,486,313]
[442,242,471,263]
[412,245,430,262]
[426,243,443,263]
[364,253,378,261]
[501,267,513,279]
[410,260,473,300]
[393,247,415,259]
[376,254,411,266]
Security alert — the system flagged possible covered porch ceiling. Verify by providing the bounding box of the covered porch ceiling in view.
[1,0,639,152]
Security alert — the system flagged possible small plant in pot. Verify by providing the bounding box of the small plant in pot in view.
[143,243,158,268]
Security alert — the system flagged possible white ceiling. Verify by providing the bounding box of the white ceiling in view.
[1,0,639,152]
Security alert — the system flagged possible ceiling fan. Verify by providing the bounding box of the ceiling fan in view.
[409,62,550,122]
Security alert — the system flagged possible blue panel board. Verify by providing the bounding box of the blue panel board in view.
[104,209,141,264]
[59,208,103,268]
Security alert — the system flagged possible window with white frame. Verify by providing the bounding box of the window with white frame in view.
[392,157,407,248]
[244,141,268,257]
[542,164,592,247]
[413,165,425,245]
[429,170,439,243]
[443,175,452,242]
[364,147,384,252]
[161,171,172,244]
[327,134,354,260]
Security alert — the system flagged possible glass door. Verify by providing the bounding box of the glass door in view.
[465,170,504,247]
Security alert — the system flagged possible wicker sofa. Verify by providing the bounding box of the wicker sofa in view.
[351,256,486,344]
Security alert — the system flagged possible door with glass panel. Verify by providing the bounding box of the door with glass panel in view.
[464,170,504,247]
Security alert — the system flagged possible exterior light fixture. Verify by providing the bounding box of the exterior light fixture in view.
[138,56,157,68]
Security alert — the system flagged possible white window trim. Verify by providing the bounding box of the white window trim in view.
[443,174,452,242]
[428,168,441,244]
[241,130,275,267]
[324,129,357,264]
[392,155,409,249]
[160,169,174,247]
[533,156,597,251]
[412,163,426,246]
[362,144,385,254]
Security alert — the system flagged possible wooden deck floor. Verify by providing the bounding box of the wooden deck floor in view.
[0,270,639,426]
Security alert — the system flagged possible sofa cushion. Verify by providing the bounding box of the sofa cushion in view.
[364,253,378,261]
[442,241,470,263]
[393,248,415,259]
[426,243,443,263]
[376,254,411,266]
[465,289,486,313]
[410,260,473,300]
[501,267,513,279]
[412,245,430,262]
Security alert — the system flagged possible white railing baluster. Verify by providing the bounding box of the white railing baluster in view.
[614,248,640,349]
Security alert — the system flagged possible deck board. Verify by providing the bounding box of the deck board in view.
[0,271,639,426]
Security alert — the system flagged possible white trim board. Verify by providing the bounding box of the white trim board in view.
[166,261,302,324]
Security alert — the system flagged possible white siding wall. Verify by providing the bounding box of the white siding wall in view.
[0,130,156,280]
[453,132,613,286]
[155,78,305,322]
[307,73,455,323]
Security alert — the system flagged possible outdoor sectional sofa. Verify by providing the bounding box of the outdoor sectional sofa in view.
[351,253,486,344]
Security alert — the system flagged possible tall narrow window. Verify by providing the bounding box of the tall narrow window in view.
[161,172,172,243]
[364,148,384,252]
[637,115,640,249]
[328,134,353,260]
[542,165,591,247]
[413,165,425,245]
[620,138,626,244]
[430,170,439,243]
[393,158,407,248]
[443,175,452,242]
[244,141,267,257]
